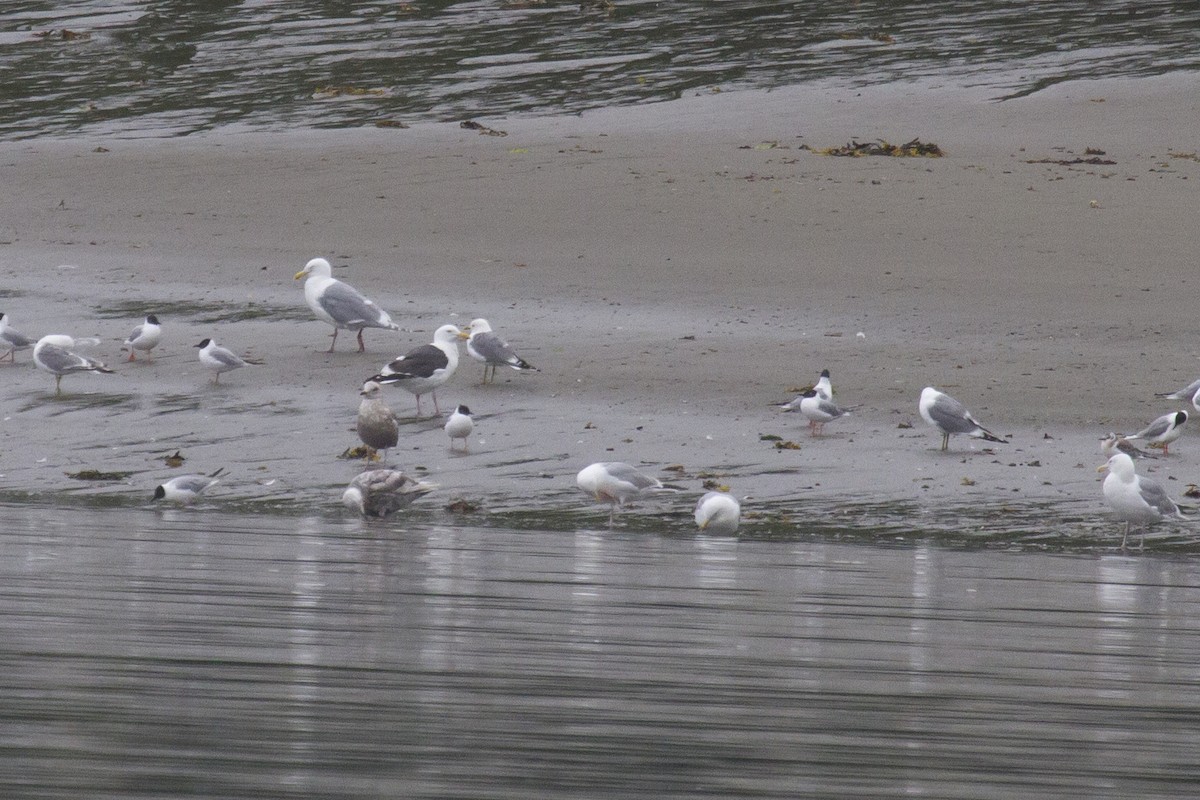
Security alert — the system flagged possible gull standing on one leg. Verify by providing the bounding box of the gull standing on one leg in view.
[294,257,400,353]
[576,461,668,525]
[33,334,114,396]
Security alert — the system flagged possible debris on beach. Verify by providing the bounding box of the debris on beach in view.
[804,138,944,158]
[32,29,91,42]
[162,450,186,468]
[338,445,379,461]
[461,120,508,137]
[1025,148,1116,166]
[67,469,132,481]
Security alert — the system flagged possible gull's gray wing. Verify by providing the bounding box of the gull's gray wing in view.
[601,462,661,492]
[2,329,34,349]
[1138,476,1180,517]
[319,281,393,329]
[926,393,980,434]
[1135,415,1172,440]
[1158,378,1200,401]
[39,344,102,374]
[470,331,522,366]
[814,397,847,418]
[210,346,246,368]
[126,323,145,342]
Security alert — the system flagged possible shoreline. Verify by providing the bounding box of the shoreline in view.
[1,75,1198,535]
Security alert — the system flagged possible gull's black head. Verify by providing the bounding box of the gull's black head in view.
[820,369,830,378]
[152,485,166,501]
[1176,410,1189,425]
[146,314,160,325]
[456,404,472,415]
[195,338,211,349]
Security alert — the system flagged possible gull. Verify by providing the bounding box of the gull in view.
[781,388,850,436]
[195,338,247,384]
[342,469,437,518]
[814,368,832,400]
[576,461,668,524]
[0,312,35,363]
[1100,432,1155,460]
[1099,452,1189,549]
[464,318,536,383]
[33,334,114,396]
[445,404,474,451]
[1155,378,1200,404]
[1124,410,1187,455]
[918,386,1006,451]
[153,468,224,505]
[122,314,162,361]
[356,380,400,462]
[371,324,463,416]
[294,257,400,352]
[694,491,741,535]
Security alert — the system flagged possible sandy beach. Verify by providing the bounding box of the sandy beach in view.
[1,74,1198,535]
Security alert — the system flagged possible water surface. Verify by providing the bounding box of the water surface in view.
[3,504,1199,798]
[1,1,1198,138]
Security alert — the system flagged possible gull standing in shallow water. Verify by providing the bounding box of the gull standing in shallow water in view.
[33,334,113,396]
[918,386,1006,451]
[122,314,162,361]
[1099,452,1190,549]
[694,491,741,534]
[0,313,35,363]
[294,257,400,352]
[576,462,668,524]
[464,318,536,383]
[1124,410,1188,455]
[342,469,437,518]
[153,469,224,505]
[195,338,247,384]
[371,324,463,416]
[356,380,400,463]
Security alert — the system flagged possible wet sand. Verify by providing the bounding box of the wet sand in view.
[1,75,1198,534]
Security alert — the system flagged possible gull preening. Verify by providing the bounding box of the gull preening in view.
[1125,410,1187,455]
[33,334,114,396]
[0,313,35,363]
[694,491,741,534]
[576,461,668,524]
[1099,452,1190,550]
[342,469,437,518]
[122,314,162,361]
[464,318,536,383]
[371,324,463,416]
[195,338,248,384]
[153,468,224,505]
[356,380,400,462]
[918,386,1006,451]
[295,257,400,352]
[445,404,474,451]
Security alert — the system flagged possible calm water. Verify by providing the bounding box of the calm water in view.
[2,504,1199,799]
[0,1,1198,138]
